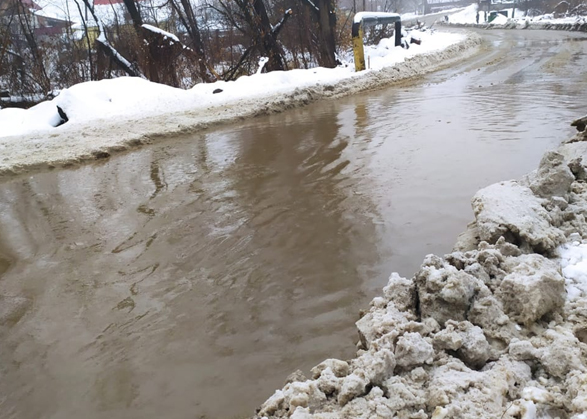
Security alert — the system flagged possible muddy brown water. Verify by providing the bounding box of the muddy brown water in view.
[1,30,587,419]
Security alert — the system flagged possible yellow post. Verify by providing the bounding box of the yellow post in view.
[351,13,401,72]
[352,24,365,72]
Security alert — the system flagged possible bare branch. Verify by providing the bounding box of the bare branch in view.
[271,8,293,38]
[72,0,94,81]
[80,0,146,78]
[300,0,320,17]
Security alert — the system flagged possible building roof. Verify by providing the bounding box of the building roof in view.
[94,0,125,5]
[22,0,42,9]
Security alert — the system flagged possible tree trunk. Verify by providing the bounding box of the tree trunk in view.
[81,0,145,78]
[219,0,290,76]
[13,0,52,94]
[251,0,287,72]
[316,0,337,68]
[300,0,338,68]
[73,0,94,80]
[169,0,216,83]
[122,0,143,31]
[121,0,166,82]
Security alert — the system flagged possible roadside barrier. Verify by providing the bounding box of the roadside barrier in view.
[352,12,402,72]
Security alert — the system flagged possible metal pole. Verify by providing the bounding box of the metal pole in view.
[394,20,401,47]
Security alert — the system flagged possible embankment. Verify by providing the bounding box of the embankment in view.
[442,20,587,32]
[252,123,587,419]
[0,33,481,179]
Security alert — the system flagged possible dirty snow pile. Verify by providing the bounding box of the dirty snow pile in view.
[0,30,465,140]
[252,128,587,419]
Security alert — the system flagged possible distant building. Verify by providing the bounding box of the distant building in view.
[0,0,71,42]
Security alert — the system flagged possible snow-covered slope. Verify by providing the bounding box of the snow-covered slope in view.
[0,30,464,139]
[445,3,587,27]
[0,30,481,177]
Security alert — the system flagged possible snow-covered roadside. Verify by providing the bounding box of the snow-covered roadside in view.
[0,30,462,140]
[0,31,480,177]
[251,127,587,418]
[442,3,587,31]
[401,7,466,24]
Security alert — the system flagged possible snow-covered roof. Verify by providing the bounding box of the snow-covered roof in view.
[21,0,42,11]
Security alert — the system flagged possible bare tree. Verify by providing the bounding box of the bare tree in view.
[212,0,292,80]
[299,0,338,68]
[0,0,369,104]
[169,0,217,82]
[72,0,95,80]
[80,0,145,77]
[10,0,52,94]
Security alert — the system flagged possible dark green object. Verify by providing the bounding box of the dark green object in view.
[488,10,509,22]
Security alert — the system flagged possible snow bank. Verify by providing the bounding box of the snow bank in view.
[447,4,479,25]
[0,30,462,138]
[0,31,480,177]
[401,7,467,25]
[491,13,509,25]
[0,78,189,137]
[446,4,524,25]
[252,124,587,418]
[443,4,587,30]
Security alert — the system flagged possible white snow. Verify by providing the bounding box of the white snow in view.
[353,11,400,24]
[446,4,513,24]
[446,2,587,26]
[0,30,465,139]
[256,57,269,75]
[96,19,106,43]
[491,13,509,24]
[505,8,528,19]
[447,4,480,24]
[522,386,551,403]
[520,400,537,419]
[401,12,420,20]
[534,13,587,23]
[559,240,587,301]
[141,24,180,43]
[401,7,467,24]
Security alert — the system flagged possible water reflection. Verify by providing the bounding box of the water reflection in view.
[0,103,384,419]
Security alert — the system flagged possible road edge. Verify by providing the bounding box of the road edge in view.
[0,32,481,179]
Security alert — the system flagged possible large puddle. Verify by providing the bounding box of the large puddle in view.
[1,30,587,419]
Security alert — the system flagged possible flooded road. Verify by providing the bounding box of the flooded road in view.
[1,30,587,419]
